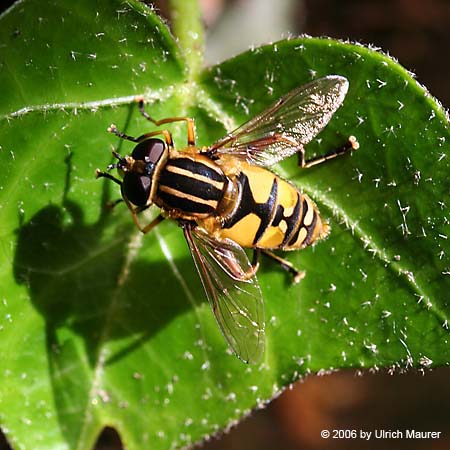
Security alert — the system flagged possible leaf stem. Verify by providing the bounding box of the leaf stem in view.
[168,0,204,81]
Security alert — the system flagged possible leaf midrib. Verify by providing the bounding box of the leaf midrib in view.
[0,86,177,122]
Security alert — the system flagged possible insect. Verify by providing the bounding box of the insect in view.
[96,75,359,364]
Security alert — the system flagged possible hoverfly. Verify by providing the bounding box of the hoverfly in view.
[96,75,358,364]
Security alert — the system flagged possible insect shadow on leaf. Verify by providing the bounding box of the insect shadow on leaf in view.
[12,146,198,442]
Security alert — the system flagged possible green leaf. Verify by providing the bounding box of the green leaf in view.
[0,1,449,450]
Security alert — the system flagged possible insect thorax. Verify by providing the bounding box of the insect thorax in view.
[155,154,228,219]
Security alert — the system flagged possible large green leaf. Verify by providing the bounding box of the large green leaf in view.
[0,1,449,449]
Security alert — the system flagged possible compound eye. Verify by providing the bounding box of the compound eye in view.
[122,173,151,207]
[131,138,166,164]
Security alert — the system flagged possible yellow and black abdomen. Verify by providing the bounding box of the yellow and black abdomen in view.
[218,163,329,250]
[156,154,226,218]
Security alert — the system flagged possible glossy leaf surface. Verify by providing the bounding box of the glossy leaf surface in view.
[0,1,449,449]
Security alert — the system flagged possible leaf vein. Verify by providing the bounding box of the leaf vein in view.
[76,230,143,450]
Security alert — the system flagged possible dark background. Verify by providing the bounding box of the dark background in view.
[1,0,449,449]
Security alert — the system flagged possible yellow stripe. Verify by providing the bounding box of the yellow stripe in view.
[165,164,224,190]
[159,185,218,207]
[303,199,315,227]
[297,227,308,246]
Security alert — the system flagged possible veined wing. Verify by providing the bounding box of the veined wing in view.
[210,75,349,167]
[183,225,265,364]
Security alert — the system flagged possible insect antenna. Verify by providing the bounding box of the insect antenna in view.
[105,150,130,172]
[95,169,122,186]
[106,163,119,171]
[112,150,122,160]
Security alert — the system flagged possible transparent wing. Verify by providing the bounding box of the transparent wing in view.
[183,225,265,364]
[210,75,349,167]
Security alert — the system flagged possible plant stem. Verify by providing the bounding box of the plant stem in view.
[168,0,204,81]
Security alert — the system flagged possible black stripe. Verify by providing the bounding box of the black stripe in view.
[159,169,223,201]
[158,190,215,214]
[253,178,278,245]
[168,157,224,182]
[272,204,285,227]
[281,191,302,247]
[287,198,308,246]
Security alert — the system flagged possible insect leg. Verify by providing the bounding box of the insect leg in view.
[261,250,305,284]
[140,213,165,234]
[107,124,139,142]
[128,204,165,234]
[299,135,359,168]
[108,123,174,148]
[136,98,196,146]
[251,249,261,274]
[95,169,122,186]
[135,129,175,148]
[229,249,260,281]
[106,198,124,209]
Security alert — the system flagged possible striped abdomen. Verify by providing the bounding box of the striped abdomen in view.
[217,163,329,250]
[156,154,226,218]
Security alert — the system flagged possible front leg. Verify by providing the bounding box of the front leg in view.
[136,98,196,147]
[123,195,165,234]
[139,213,165,234]
[129,208,165,234]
